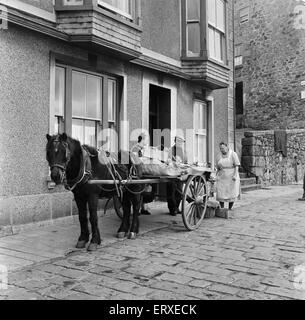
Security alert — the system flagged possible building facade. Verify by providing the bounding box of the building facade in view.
[234,0,305,130]
[0,0,234,233]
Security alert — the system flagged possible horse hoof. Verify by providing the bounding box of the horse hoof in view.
[116,232,127,239]
[87,243,98,252]
[128,232,137,240]
[76,240,88,249]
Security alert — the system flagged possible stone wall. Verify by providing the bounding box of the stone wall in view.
[234,0,305,130]
[242,130,305,186]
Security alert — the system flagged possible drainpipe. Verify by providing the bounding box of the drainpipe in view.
[233,0,236,152]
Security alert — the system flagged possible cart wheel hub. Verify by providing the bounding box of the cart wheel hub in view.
[195,196,203,204]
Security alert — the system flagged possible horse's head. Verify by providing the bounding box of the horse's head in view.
[46,133,71,185]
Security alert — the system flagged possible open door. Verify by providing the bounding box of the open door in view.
[149,84,171,199]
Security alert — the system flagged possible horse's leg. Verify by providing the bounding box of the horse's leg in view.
[74,193,89,249]
[129,192,141,240]
[117,192,131,239]
[87,191,101,252]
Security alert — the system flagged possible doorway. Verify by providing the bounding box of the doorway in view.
[149,84,171,149]
[149,84,171,200]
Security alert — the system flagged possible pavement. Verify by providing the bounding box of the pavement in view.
[1,184,305,300]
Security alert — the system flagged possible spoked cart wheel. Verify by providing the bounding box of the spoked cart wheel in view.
[113,195,123,220]
[182,174,208,231]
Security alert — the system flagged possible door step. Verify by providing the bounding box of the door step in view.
[241,184,262,193]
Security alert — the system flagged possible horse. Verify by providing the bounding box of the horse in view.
[46,133,143,251]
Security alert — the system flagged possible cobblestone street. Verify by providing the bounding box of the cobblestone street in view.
[1,185,305,300]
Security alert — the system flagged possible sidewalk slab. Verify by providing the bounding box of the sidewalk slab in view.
[0,202,174,272]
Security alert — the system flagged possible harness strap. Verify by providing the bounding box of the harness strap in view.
[65,147,92,191]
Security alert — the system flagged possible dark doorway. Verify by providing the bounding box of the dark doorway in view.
[149,84,171,200]
[149,84,171,149]
[236,82,243,115]
[235,82,244,128]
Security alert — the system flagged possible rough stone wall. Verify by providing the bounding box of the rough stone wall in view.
[234,0,305,130]
[242,130,305,186]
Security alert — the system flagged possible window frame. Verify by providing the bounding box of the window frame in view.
[52,63,119,149]
[181,0,228,64]
[207,0,226,63]
[239,6,249,24]
[234,44,243,67]
[98,0,134,21]
[193,99,209,166]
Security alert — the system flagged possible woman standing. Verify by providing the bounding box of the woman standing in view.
[216,142,241,211]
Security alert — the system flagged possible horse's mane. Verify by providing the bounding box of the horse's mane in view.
[82,144,99,157]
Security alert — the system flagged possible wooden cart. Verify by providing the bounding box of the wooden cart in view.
[88,167,213,231]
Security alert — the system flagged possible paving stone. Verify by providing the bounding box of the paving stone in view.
[156,272,192,285]
[265,287,305,300]
[207,284,241,295]
[2,185,305,300]
[188,279,212,289]
[72,283,117,299]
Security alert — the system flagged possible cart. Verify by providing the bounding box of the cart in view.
[88,167,213,231]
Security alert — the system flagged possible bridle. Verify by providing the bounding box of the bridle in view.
[49,137,71,183]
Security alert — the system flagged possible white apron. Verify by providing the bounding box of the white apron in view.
[216,150,241,202]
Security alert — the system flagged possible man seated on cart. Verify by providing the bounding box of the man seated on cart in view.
[167,135,188,216]
[131,132,154,215]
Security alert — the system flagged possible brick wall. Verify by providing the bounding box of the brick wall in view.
[235,0,305,130]
[241,130,305,186]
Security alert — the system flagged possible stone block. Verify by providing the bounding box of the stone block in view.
[242,137,257,146]
[242,156,265,168]
[0,198,12,227]
[244,132,255,138]
[242,145,264,156]
[11,194,52,226]
[51,192,73,220]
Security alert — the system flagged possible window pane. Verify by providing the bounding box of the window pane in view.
[208,27,215,58]
[187,0,200,20]
[54,117,59,135]
[72,118,84,144]
[72,71,86,117]
[84,120,96,146]
[235,56,243,66]
[194,102,199,130]
[194,135,198,162]
[198,135,207,164]
[86,75,102,119]
[235,44,242,57]
[208,0,216,25]
[55,67,65,116]
[216,0,225,31]
[187,22,200,55]
[215,30,222,60]
[240,7,249,23]
[108,79,116,122]
[101,0,130,14]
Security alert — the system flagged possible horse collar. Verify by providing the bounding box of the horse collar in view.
[65,146,92,191]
